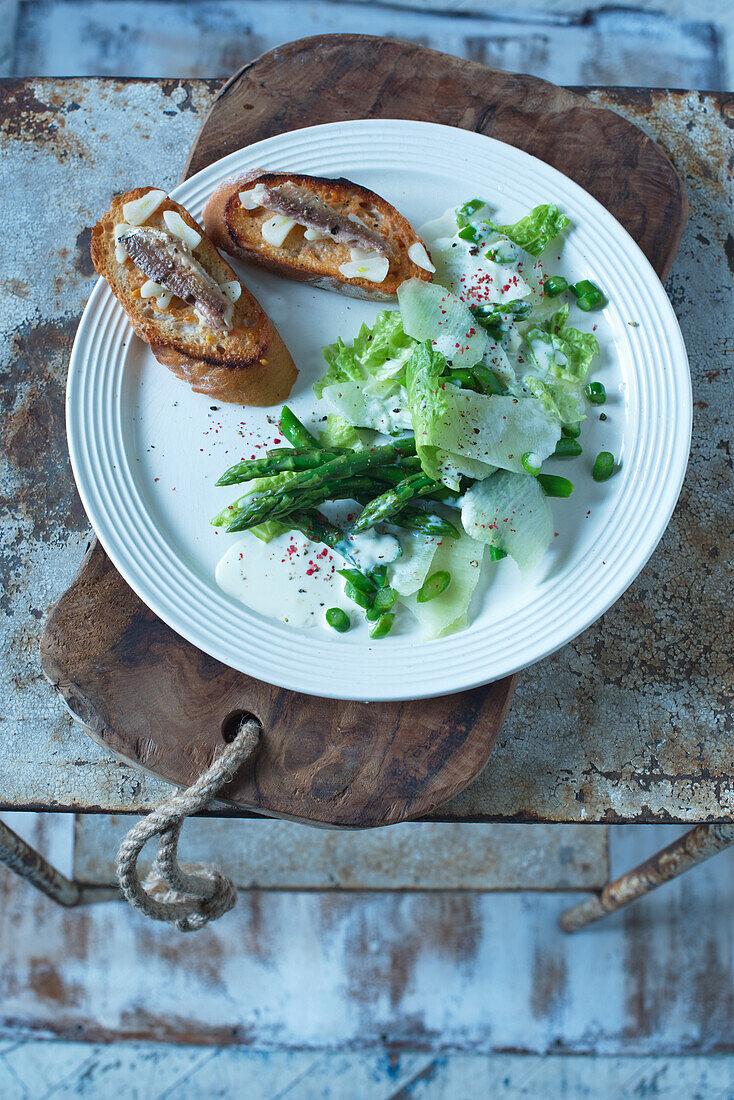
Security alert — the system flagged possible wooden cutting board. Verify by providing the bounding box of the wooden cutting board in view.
[40,35,686,828]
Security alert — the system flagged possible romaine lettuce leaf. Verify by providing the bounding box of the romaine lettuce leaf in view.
[490,204,570,257]
[317,413,367,450]
[404,340,449,483]
[517,304,598,425]
[315,311,416,399]
[523,376,586,427]
[537,303,600,382]
[461,470,553,574]
[398,279,489,367]
[250,520,289,543]
[322,381,413,434]
[314,337,365,398]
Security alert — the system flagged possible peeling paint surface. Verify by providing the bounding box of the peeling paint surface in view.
[1,816,734,1052]
[72,817,610,891]
[0,81,732,822]
[10,2,725,90]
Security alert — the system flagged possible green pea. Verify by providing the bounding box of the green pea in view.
[543,275,568,298]
[369,613,395,639]
[416,570,451,603]
[343,580,371,609]
[571,279,605,309]
[537,474,574,498]
[522,452,542,476]
[554,437,582,457]
[592,451,616,482]
[325,608,351,633]
[585,381,607,405]
[366,587,398,620]
[370,565,389,588]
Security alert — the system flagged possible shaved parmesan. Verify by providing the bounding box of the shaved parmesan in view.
[113,223,129,263]
[162,209,202,251]
[122,189,167,226]
[338,248,390,284]
[462,470,553,574]
[239,184,268,210]
[219,279,242,304]
[398,279,488,367]
[262,215,296,247]
[408,242,436,273]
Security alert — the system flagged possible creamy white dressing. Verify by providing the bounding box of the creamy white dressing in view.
[216,532,351,630]
[321,380,413,434]
[348,530,401,571]
[216,528,400,631]
[528,335,568,376]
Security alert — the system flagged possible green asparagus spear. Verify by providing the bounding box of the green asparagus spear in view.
[369,464,461,503]
[214,471,460,532]
[369,613,395,639]
[279,405,321,449]
[216,448,344,486]
[350,472,438,533]
[388,510,460,539]
[289,511,399,581]
[225,440,417,532]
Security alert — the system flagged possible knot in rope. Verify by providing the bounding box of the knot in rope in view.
[115,716,260,932]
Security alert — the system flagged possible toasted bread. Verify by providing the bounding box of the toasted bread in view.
[90,187,297,406]
[203,171,434,302]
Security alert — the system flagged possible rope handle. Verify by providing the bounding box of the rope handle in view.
[115,716,261,932]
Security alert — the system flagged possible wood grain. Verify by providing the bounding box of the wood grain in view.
[41,544,515,826]
[186,36,687,279]
[41,35,686,827]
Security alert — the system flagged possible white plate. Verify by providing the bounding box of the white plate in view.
[67,119,691,701]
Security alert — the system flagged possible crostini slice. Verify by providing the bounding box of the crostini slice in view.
[203,171,435,302]
[91,187,297,406]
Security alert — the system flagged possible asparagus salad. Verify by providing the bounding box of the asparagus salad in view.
[213,199,616,640]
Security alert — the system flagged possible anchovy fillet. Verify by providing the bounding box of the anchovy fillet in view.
[260,184,392,258]
[120,226,233,331]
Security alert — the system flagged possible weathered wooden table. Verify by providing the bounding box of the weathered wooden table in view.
[1,78,732,927]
